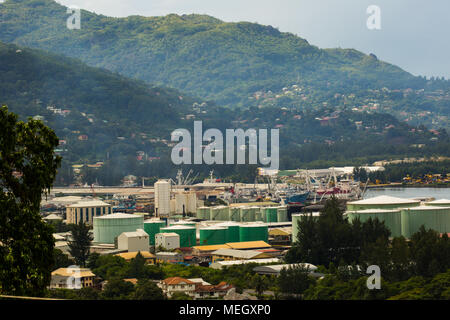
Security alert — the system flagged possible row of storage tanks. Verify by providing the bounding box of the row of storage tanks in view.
[291,196,450,241]
[145,220,270,247]
[93,213,269,247]
[196,206,288,223]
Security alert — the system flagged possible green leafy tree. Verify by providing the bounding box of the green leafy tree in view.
[133,279,165,300]
[127,251,147,279]
[251,274,270,299]
[0,106,61,296]
[410,227,450,277]
[101,279,135,300]
[53,248,75,269]
[277,265,315,298]
[170,292,193,300]
[68,221,93,267]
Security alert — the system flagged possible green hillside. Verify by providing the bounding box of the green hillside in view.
[0,0,427,108]
[0,40,232,163]
[0,40,449,185]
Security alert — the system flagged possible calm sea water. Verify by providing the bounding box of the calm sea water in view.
[364,187,450,200]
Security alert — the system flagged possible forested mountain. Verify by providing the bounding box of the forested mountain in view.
[1,39,449,185]
[0,40,232,163]
[0,0,437,108]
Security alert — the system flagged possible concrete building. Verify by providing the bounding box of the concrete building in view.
[155,251,184,264]
[50,267,95,289]
[66,200,113,225]
[170,191,197,215]
[253,263,324,277]
[155,232,180,250]
[117,229,149,252]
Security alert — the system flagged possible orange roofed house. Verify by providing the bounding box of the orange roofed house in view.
[158,277,233,299]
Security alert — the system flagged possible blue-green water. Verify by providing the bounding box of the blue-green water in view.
[364,187,450,200]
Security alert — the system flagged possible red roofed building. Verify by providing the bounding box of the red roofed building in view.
[194,281,234,299]
[158,277,196,298]
[158,277,234,299]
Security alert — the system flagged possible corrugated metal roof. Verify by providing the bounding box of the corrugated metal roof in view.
[226,241,271,249]
[51,268,95,278]
[193,244,231,251]
[211,248,269,259]
[209,258,280,269]
[115,251,155,260]
[68,200,111,208]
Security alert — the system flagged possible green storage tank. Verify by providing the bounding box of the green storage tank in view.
[276,206,288,222]
[291,213,320,243]
[143,220,166,245]
[347,195,420,211]
[170,220,197,228]
[265,207,278,223]
[425,199,450,207]
[199,227,227,245]
[240,207,254,222]
[260,208,267,222]
[196,207,211,220]
[251,207,261,222]
[401,206,450,239]
[216,222,240,242]
[219,206,230,221]
[239,223,268,242]
[210,206,228,221]
[345,209,402,238]
[228,207,241,222]
[94,213,144,244]
[159,225,197,247]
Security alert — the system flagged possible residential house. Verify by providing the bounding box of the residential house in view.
[50,267,95,289]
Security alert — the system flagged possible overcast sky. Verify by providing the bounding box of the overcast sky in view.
[54,0,449,79]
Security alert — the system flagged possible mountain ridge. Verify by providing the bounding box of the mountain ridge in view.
[0,0,424,108]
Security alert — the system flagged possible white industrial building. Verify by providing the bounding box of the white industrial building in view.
[155,232,180,250]
[155,180,171,217]
[66,199,113,225]
[117,229,150,252]
[170,191,197,215]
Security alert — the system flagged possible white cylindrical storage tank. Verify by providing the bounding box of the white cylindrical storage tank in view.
[155,180,171,216]
[186,192,197,214]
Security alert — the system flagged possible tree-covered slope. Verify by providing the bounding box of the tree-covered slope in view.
[0,40,230,164]
[0,0,427,107]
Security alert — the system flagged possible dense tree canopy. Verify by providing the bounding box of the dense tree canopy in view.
[0,105,61,296]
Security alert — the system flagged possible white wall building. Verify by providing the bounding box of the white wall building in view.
[155,232,180,250]
[155,180,171,217]
[66,200,112,225]
[117,229,150,252]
